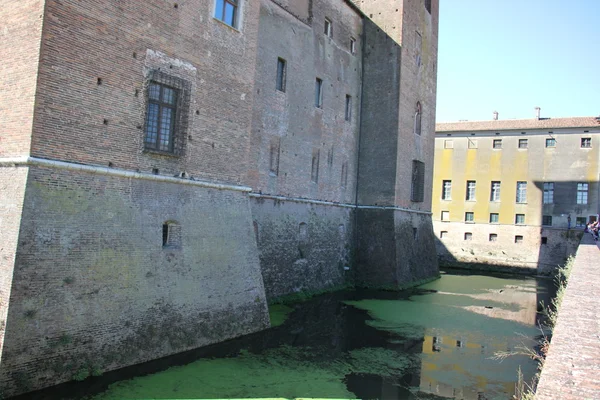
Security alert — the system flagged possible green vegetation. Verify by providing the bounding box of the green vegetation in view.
[546,255,574,329]
[91,345,415,399]
[268,304,293,327]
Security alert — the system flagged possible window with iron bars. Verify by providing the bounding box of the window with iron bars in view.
[143,72,190,155]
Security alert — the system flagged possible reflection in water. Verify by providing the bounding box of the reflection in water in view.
[18,270,553,400]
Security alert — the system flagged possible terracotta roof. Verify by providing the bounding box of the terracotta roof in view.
[436,117,600,133]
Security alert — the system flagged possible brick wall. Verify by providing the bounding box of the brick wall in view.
[0,0,45,157]
[0,167,268,396]
[30,0,261,185]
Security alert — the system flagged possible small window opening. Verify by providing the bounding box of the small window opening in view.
[345,95,352,121]
[315,78,323,108]
[350,37,356,54]
[276,58,286,92]
[581,137,592,148]
[414,102,422,135]
[162,222,181,248]
[413,227,418,240]
[464,232,472,241]
[324,18,332,37]
[515,235,523,244]
[440,231,448,238]
[541,237,548,245]
[489,233,497,242]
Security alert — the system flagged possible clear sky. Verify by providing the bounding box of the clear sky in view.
[436,0,600,122]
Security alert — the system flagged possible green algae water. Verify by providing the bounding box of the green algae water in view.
[19,270,552,400]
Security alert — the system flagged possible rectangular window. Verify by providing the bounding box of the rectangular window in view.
[515,235,523,244]
[441,211,450,221]
[518,139,528,149]
[350,37,356,54]
[541,237,548,245]
[489,233,497,242]
[466,181,476,201]
[315,78,323,108]
[543,182,554,204]
[489,213,499,224]
[516,181,527,203]
[311,149,320,183]
[411,160,425,202]
[345,95,352,121]
[440,231,448,238]
[515,214,525,225]
[468,139,477,149]
[464,232,472,241]
[576,217,586,227]
[577,182,588,204]
[324,18,332,37]
[276,58,286,92]
[465,212,474,223]
[545,138,556,148]
[415,31,422,67]
[490,181,501,202]
[444,140,454,149]
[493,139,502,149]
[269,138,280,176]
[144,82,178,153]
[215,0,238,28]
[581,137,592,148]
[442,180,452,200]
[542,215,553,226]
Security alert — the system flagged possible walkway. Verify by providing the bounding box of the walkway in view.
[537,234,600,399]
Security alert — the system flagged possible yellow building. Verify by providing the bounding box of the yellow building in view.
[433,115,600,273]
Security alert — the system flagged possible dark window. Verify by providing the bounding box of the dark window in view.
[215,0,238,28]
[493,139,502,149]
[350,37,356,54]
[269,138,280,176]
[518,139,528,149]
[341,162,348,188]
[576,217,586,227]
[311,149,320,183]
[162,222,181,248]
[545,138,556,148]
[414,102,422,135]
[440,231,448,238]
[489,233,497,242]
[315,78,323,108]
[489,213,499,224]
[541,237,548,245]
[515,235,523,244]
[145,82,178,153]
[324,18,332,37]
[543,182,554,204]
[465,212,474,222]
[424,0,431,13]
[413,227,418,240]
[542,215,553,226]
[515,214,525,225]
[581,137,592,148]
[276,58,286,92]
[411,160,425,202]
[464,232,472,241]
[345,95,352,121]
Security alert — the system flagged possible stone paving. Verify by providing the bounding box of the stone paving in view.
[537,233,600,399]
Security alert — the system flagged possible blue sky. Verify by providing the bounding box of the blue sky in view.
[436,0,600,122]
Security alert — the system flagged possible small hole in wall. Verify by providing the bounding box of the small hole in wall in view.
[196,110,200,115]
[97,77,103,85]
[108,162,114,168]
[174,3,178,8]
[103,119,108,125]
[136,125,142,129]
[135,89,139,97]
[152,168,159,175]
[133,52,137,59]
[169,65,173,69]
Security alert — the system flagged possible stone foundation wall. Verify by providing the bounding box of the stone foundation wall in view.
[0,167,269,396]
[250,197,354,300]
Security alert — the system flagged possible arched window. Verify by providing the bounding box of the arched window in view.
[414,102,422,136]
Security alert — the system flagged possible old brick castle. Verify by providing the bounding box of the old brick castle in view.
[0,0,438,395]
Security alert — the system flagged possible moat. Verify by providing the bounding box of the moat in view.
[17,270,554,400]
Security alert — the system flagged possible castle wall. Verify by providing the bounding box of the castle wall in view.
[0,0,45,157]
[0,167,29,371]
[250,197,353,300]
[0,166,268,395]
[30,0,261,185]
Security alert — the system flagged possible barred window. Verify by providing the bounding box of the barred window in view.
[542,215,553,226]
[143,71,190,155]
[411,160,425,202]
